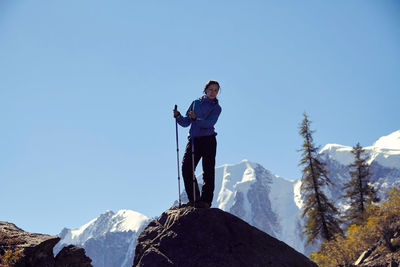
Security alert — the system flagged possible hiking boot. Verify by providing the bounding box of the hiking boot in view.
[180,201,194,208]
[195,201,211,209]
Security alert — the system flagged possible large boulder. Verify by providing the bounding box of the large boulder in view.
[55,245,92,267]
[133,207,317,267]
[0,221,92,267]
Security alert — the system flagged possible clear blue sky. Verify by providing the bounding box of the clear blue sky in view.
[1,0,399,235]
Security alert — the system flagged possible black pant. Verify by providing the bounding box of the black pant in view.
[182,135,217,205]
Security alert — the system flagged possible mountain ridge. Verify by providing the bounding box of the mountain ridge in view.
[55,210,150,267]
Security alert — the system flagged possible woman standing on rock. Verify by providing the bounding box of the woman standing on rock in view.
[173,80,222,208]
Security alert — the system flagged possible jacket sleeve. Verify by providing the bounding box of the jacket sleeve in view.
[176,101,194,127]
[195,105,222,128]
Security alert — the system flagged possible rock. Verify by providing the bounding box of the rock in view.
[0,221,92,267]
[55,245,92,267]
[389,259,399,267]
[391,237,400,250]
[0,221,59,267]
[133,207,317,267]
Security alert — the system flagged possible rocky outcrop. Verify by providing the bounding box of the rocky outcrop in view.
[0,221,92,267]
[55,245,92,267]
[133,207,317,267]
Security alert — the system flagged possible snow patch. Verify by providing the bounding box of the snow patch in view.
[69,217,97,241]
[373,130,400,150]
[56,210,149,249]
[110,210,150,233]
[269,174,302,252]
[216,160,257,212]
[294,179,303,209]
[366,146,400,169]
[320,131,400,169]
[320,144,354,166]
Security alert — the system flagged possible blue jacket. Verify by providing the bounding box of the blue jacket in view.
[177,96,222,138]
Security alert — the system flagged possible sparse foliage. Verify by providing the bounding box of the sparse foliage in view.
[0,232,25,267]
[311,187,400,267]
[342,142,378,226]
[298,112,342,244]
[0,249,24,267]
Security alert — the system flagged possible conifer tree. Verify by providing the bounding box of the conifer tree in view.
[342,142,377,226]
[298,112,342,244]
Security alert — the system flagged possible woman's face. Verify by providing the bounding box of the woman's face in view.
[205,84,219,99]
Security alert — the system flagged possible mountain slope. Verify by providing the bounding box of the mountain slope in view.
[55,210,150,267]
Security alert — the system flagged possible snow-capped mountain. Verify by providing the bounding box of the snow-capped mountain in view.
[56,130,400,264]
[199,160,304,253]
[55,210,150,267]
[316,130,400,209]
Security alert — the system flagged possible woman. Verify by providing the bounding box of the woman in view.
[173,80,222,208]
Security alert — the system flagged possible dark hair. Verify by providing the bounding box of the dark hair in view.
[203,80,220,94]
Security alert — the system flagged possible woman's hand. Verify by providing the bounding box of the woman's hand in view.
[189,111,196,121]
[173,109,181,118]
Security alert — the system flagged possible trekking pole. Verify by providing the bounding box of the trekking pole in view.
[174,105,182,208]
[191,102,196,206]
[191,138,196,205]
